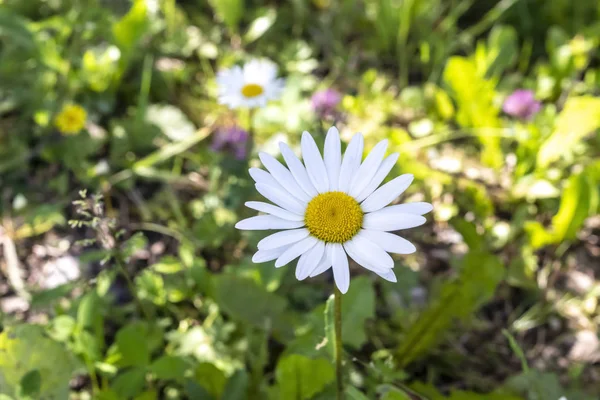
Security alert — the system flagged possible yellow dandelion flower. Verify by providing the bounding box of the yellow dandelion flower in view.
[55,104,87,135]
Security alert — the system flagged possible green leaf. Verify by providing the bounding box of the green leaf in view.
[0,9,37,52]
[537,96,600,168]
[396,251,504,366]
[0,325,78,398]
[149,356,189,381]
[151,255,184,274]
[48,315,76,342]
[346,386,371,400]
[525,168,596,249]
[485,25,518,78]
[16,370,41,399]
[112,0,149,53]
[194,363,227,399]
[111,367,146,399]
[77,292,102,330]
[443,56,502,167]
[136,269,167,306]
[208,0,244,32]
[221,370,249,400]
[115,323,151,367]
[381,390,412,400]
[340,276,375,348]
[213,275,289,332]
[275,355,335,400]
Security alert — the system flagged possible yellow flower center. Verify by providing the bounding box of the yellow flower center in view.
[304,192,363,243]
[241,83,264,98]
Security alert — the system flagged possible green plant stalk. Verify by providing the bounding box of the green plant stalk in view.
[111,239,152,321]
[334,285,344,400]
[247,107,256,156]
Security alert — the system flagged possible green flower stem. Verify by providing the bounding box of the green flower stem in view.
[247,107,256,156]
[334,285,344,400]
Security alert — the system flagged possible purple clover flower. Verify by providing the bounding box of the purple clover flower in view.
[211,126,249,160]
[311,89,342,118]
[502,89,541,120]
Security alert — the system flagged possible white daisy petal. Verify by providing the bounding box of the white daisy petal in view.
[249,168,279,187]
[279,142,319,197]
[257,228,309,251]
[309,248,332,277]
[301,131,329,193]
[275,236,319,268]
[360,174,414,213]
[360,229,416,254]
[338,133,364,193]
[258,152,311,202]
[349,139,388,197]
[323,127,342,191]
[355,153,399,202]
[255,183,306,215]
[252,245,291,263]
[376,202,433,216]
[354,232,395,269]
[363,212,426,231]
[343,237,391,274]
[331,243,350,293]
[296,241,325,280]
[374,269,397,283]
[236,215,304,230]
[245,201,304,221]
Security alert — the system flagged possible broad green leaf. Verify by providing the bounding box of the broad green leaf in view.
[149,355,190,381]
[194,363,227,399]
[346,386,371,400]
[411,382,524,399]
[16,370,41,399]
[275,355,334,400]
[111,367,146,399]
[221,370,249,400]
[537,96,600,168]
[381,390,411,400]
[0,325,78,398]
[135,391,158,400]
[115,322,151,367]
[212,275,289,333]
[340,276,375,348]
[396,251,504,366]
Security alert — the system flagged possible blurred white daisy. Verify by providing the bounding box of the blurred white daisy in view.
[216,59,285,109]
[236,127,432,293]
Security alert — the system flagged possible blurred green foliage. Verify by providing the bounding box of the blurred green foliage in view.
[1,0,600,399]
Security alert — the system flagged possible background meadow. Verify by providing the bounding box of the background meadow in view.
[1,0,600,399]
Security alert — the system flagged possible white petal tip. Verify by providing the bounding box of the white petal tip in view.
[336,283,349,294]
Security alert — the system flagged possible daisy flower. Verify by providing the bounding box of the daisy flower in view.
[55,104,87,135]
[216,59,285,109]
[236,127,432,293]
